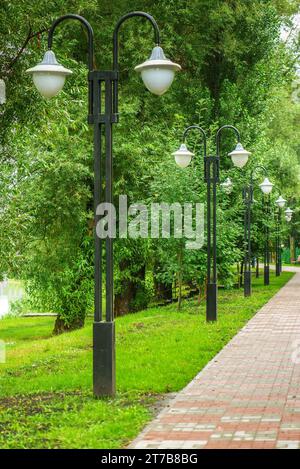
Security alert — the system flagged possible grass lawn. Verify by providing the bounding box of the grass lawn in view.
[0,271,293,449]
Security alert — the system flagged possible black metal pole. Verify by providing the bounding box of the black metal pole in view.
[208,125,240,321]
[91,69,117,397]
[279,213,282,273]
[47,11,161,398]
[206,155,218,322]
[275,209,280,276]
[182,127,215,319]
[243,185,252,296]
[243,165,268,292]
[183,125,241,322]
[264,195,270,285]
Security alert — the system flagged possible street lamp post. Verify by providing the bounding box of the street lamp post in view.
[274,194,287,276]
[243,167,273,296]
[285,207,293,263]
[259,178,275,286]
[285,207,293,222]
[275,208,280,276]
[26,12,181,397]
[220,177,233,195]
[173,125,250,321]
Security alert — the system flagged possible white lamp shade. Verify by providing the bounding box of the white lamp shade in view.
[259,177,273,194]
[228,143,251,168]
[220,177,233,194]
[26,50,72,98]
[140,68,175,96]
[285,207,293,217]
[275,195,287,209]
[285,215,292,222]
[172,143,194,168]
[135,46,181,96]
[32,73,67,98]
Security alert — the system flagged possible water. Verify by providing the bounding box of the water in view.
[0,280,24,318]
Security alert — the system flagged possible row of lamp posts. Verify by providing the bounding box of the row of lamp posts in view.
[219,168,293,295]
[172,126,250,321]
[25,11,294,397]
[173,144,294,303]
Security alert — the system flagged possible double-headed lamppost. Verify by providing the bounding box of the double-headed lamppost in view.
[285,207,293,222]
[260,177,275,286]
[242,166,273,296]
[172,125,250,321]
[285,207,293,263]
[273,192,287,276]
[220,177,233,195]
[26,12,181,397]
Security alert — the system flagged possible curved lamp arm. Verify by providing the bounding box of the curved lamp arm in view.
[48,14,95,71]
[112,11,160,114]
[216,125,240,156]
[113,11,160,71]
[271,186,281,199]
[250,164,267,185]
[183,125,207,157]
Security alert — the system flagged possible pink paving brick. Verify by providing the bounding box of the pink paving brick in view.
[129,272,300,449]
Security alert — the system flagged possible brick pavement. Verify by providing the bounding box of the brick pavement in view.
[129,272,300,449]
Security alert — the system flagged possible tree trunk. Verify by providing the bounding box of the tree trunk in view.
[154,279,173,301]
[236,263,241,288]
[239,261,244,287]
[114,264,147,317]
[290,235,295,262]
[53,315,85,335]
[52,275,87,335]
[197,281,205,305]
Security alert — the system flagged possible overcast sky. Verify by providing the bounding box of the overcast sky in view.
[281,13,300,42]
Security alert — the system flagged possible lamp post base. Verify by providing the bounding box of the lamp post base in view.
[206,283,217,322]
[93,322,116,397]
[264,265,270,286]
[275,262,280,277]
[244,270,252,297]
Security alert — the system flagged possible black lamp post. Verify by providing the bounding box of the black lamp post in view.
[284,207,294,268]
[26,12,181,397]
[275,208,281,276]
[272,192,287,276]
[173,125,250,322]
[263,194,271,285]
[243,166,273,296]
[284,206,294,263]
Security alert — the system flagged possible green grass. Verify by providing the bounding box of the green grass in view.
[0,271,293,449]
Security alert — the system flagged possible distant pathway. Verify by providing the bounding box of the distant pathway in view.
[264,264,300,273]
[130,273,300,449]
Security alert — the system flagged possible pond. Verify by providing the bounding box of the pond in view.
[0,280,24,318]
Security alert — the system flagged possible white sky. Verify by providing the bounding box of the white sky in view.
[281,13,300,42]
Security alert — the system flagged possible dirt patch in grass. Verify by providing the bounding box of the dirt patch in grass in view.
[0,390,84,416]
[0,389,176,420]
